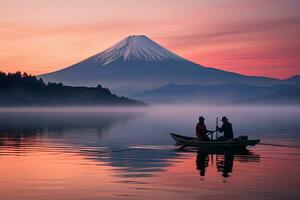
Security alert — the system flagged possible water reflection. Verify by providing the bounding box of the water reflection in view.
[0,110,261,181]
[0,111,180,179]
[0,111,140,135]
[0,110,143,157]
[80,147,181,180]
[0,107,299,200]
[196,149,260,178]
[216,152,234,177]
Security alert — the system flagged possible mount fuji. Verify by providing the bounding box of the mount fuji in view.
[39,35,281,95]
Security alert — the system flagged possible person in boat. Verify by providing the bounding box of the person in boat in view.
[196,116,214,141]
[216,116,234,140]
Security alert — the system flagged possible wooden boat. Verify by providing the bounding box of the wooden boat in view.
[170,133,260,149]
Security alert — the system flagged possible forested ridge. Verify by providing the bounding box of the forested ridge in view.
[0,72,145,106]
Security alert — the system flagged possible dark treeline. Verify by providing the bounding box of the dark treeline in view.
[0,72,145,106]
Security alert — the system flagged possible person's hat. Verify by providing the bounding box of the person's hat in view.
[199,116,205,121]
[221,116,228,122]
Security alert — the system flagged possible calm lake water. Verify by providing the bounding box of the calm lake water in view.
[0,106,299,200]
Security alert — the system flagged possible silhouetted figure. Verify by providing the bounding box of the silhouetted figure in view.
[196,151,209,176]
[217,152,234,177]
[195,116,213,141]
[216,116,234,140]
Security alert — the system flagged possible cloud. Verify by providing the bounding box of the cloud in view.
[162,17,300,48]
[0,20,150,39]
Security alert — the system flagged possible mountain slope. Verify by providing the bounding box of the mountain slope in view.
[39,35,281,94]
[87,35,184,64]
[285,75,300,84]
[132,83,296,104]
[236,86,300,105]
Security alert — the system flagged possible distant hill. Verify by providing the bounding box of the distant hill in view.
[132,83,297,104]
[0,72,145,106]
[285,75,300,84]
[39,35,283,96]
[236,87,300,105]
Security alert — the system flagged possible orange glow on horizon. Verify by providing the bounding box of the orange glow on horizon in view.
[0,0,299,79]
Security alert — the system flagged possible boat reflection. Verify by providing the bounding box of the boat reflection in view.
[0,110,261,182]
[196,149,260,178]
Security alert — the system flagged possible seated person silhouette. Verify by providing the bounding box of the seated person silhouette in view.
[216,116,234,141]
[196,116,213,141]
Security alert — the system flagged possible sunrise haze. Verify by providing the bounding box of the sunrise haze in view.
[0,0,300,78]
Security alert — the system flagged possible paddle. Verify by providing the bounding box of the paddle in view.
[179,130,217,150]
[216,117,219,140]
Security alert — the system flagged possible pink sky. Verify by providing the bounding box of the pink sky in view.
[0,0,299,79]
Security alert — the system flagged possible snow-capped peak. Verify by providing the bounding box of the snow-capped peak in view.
[88,35,185,65]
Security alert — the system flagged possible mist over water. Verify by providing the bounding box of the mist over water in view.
[0,105,299,200]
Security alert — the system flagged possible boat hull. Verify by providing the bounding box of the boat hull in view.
[170,133,260,149]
